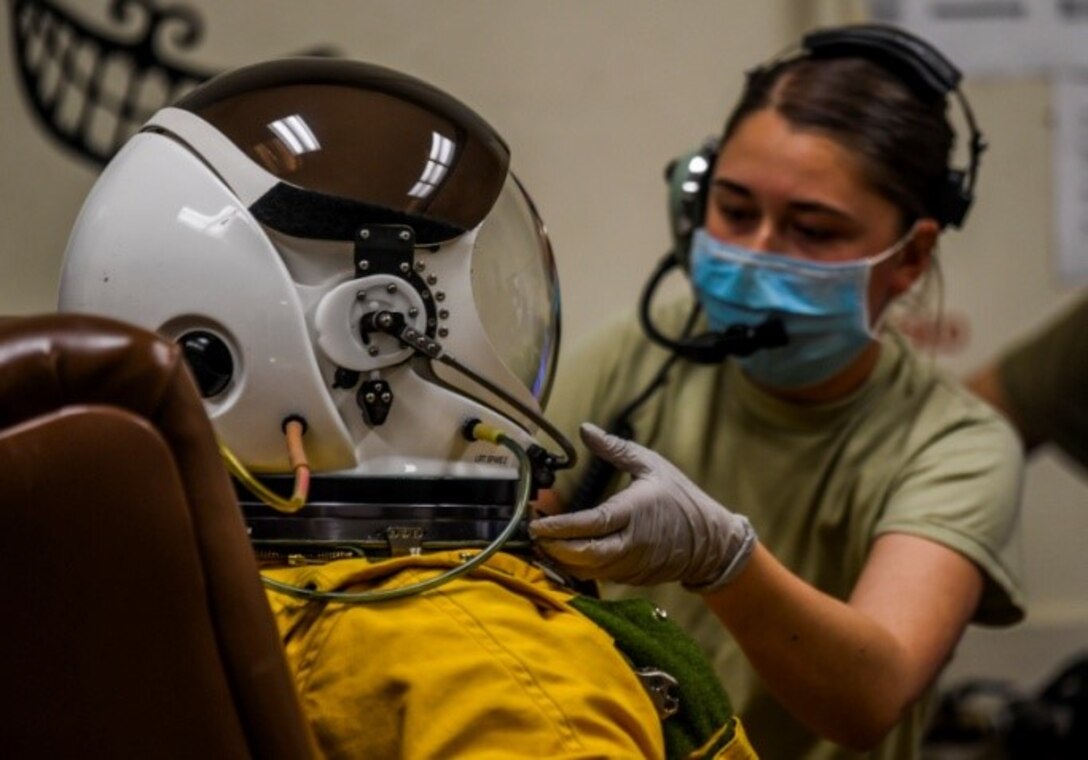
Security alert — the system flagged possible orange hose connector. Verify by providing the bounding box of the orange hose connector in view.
[219,417,311,513]
[284,418,311,506]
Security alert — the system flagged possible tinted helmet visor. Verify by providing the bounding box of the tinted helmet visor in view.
[174,57,510,244]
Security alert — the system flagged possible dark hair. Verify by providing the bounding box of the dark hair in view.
[720,56,955,229]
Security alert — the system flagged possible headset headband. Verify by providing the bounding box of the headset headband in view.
[744,23,985,229]
[801,24,961,100]
[650,24,986,366]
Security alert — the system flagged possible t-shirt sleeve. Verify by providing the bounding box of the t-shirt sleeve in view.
[999,293,1088,469]
[873,405,1026,626]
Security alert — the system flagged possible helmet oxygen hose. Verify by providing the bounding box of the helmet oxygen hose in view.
[219,416,311,513]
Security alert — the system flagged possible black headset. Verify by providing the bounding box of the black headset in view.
[666,23,986,262]
[643,23,986,366]
[571,24,987,511]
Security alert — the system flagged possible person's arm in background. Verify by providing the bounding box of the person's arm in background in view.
[966,362,1038,450]
[966,292,1088,468]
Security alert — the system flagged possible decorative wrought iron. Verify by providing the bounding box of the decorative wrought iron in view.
[8,0,336,167]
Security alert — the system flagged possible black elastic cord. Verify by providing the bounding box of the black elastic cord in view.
[638,251,788,363]
[569,303,701,511]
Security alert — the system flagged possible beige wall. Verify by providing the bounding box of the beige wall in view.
[2,0,1085,693]
[0,0,801,328]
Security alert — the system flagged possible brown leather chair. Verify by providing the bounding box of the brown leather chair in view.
[0,314,316,759]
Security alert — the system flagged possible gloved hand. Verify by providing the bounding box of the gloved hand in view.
[530,423,757,592]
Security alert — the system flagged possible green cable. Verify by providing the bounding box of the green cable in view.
[259,428,532,604]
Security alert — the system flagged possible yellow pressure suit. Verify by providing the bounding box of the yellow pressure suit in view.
[263,550,756,759]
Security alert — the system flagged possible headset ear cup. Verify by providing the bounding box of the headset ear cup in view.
[665,138,717,266]
[937,168,971,228]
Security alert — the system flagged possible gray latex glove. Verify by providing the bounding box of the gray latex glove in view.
[530,423,757,592]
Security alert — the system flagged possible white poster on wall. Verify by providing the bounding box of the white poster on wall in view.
[872,0,1088,279]
[1052,74,1088,280]
[870,0,1088,77]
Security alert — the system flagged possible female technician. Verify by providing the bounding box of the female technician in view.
[532,24,1025,760]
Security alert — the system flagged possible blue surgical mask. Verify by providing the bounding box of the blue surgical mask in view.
[689,227,913,389]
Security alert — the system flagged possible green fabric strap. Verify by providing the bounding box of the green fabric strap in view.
[570,595,735,760]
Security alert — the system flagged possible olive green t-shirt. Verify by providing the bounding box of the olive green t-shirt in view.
[548,299,1026,760]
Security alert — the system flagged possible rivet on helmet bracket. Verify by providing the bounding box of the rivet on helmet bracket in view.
[354,224,415,278]
[357,378,394,426]
[353,223,439,337]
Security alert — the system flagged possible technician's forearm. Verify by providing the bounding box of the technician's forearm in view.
[701,545,917,750]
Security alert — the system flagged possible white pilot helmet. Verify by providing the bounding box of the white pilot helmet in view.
[58,57,573,559]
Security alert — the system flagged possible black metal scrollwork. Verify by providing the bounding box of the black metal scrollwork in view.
[8,0,336,167]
